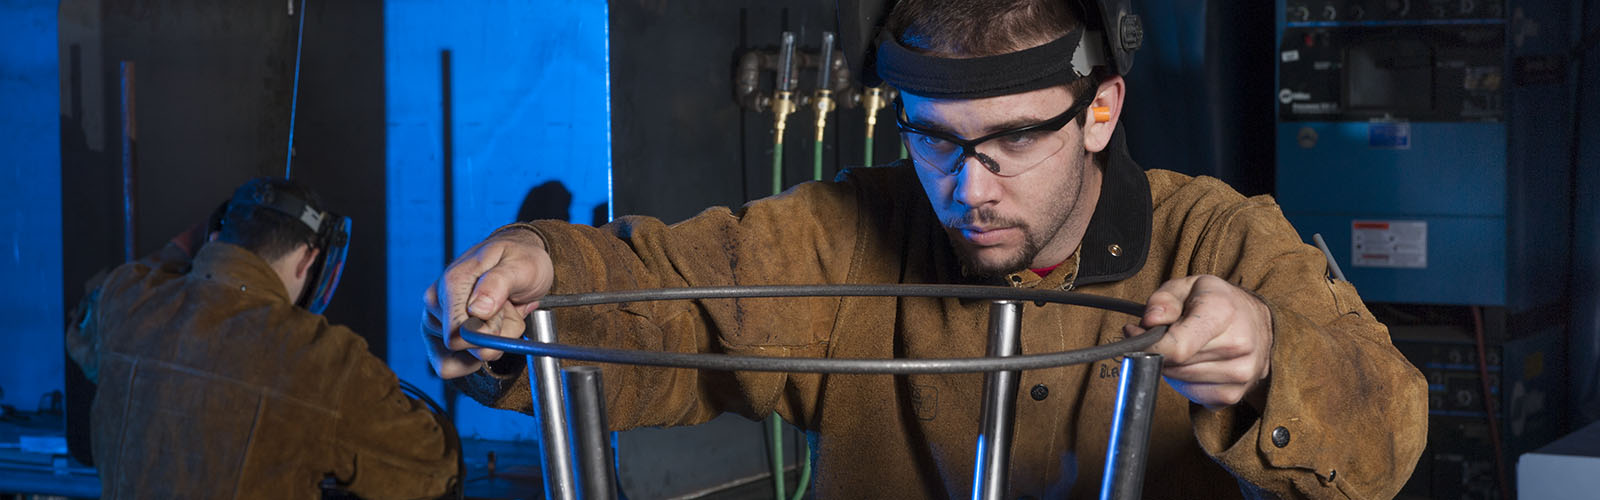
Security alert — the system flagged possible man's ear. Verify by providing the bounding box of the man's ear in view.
[1082,74,1127,154]
[294,244,321,280]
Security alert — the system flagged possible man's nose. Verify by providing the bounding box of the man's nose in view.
[952,154,1002,208]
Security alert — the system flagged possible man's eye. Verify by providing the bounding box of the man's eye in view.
[1000,132,1042,148]
[917,134,950,147]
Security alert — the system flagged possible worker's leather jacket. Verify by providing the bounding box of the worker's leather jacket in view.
[74,242,458,499]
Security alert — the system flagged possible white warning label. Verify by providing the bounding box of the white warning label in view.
[1352,220,1427,268]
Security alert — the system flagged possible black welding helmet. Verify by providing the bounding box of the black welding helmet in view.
[218,184,351,314]
[838,0,1142,93]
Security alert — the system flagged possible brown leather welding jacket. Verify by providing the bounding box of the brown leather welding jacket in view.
[77,242,458,499]
[457,129,1428,499]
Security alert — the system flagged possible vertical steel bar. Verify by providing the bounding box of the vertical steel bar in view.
[973,300,1024,500]
[438,48,462,422]
[562,366,618,500]
[1099,352,1163,500]
[530,310,577,500]
[119,61,137,262]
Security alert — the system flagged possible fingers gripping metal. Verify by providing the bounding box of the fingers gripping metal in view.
[459,284,1165,500]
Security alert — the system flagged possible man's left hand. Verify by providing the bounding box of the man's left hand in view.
[1125,275,1273,410]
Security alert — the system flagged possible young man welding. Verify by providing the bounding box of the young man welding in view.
[422,0,1427,497]
[68,178,459,499]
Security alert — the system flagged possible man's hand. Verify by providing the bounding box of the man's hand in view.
[422,228,554,379]
[1124,275,1273,410]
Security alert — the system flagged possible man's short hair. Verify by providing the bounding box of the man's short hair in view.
[886,0,1081,58]
[218,177,324,262]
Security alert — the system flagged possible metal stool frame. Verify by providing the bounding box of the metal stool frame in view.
[460,284,1165,500]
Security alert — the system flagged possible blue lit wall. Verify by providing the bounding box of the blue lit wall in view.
[386,0,612,440]
[0,0,63,412]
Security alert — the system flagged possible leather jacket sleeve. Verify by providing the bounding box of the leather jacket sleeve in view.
[67,226,206,384]
[327,322,461,499]
[1183,194,1428,499]
[451,180,864,430]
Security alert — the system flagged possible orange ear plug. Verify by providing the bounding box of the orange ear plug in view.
[1092,106,1112,123]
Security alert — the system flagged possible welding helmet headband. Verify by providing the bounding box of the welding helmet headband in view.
[839,0,1141,97]
[217,186,351,314]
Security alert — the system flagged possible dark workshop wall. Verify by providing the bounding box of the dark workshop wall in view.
[1122,0,1278,196]
[610,0,905,224]
[285,0,388,350]
[1570,0,1600,426]
[56,0,389,356]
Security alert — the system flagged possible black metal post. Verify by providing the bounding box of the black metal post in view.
[973,300,1024,500]
[1099,352,1162,500]
[562,365,618,500]
[530,310,577,500]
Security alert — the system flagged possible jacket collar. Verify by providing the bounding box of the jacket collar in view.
[192,242,294,304]
[1074,123,1152,286]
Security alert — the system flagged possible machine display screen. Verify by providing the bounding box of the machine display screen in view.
[1344,39,1434,112]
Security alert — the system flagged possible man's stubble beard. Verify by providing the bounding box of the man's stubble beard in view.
[952,149,1092,281]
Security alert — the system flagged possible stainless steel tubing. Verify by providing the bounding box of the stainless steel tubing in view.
[562,366,617,500]
[973,300,1024,500]
[530,310,577,500]
[1099,352,1163,500]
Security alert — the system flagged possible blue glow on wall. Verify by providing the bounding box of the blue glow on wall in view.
[386,0,612,440]
[0,0,64,411]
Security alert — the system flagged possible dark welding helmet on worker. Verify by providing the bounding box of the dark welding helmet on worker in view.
[838,0,1142,97]
[212,181,351,314]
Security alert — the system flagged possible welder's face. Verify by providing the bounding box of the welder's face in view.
[901,86,1101,278]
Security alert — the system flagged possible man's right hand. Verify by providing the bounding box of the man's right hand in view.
[422,227,554,379]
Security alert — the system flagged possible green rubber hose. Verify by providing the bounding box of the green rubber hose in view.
[772,142,784,196]
[791,443,813,499]
[813,140,824,181]
[770,414,786,500]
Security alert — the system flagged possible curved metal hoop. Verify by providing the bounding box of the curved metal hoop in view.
[457,284,1166,374]
[456,284,1165,500]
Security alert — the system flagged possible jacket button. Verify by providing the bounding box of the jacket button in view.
[1030,384,1049,401]
[1108,244,1123,257]
[1271,426,1291,448]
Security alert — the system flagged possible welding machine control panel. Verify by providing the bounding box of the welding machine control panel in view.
[1278,0,1506,122]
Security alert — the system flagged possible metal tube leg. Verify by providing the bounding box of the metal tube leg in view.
[563,366,618,500]
[1099,352,1162,500]
[974,300,1024,500]
[530,310,577,500]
